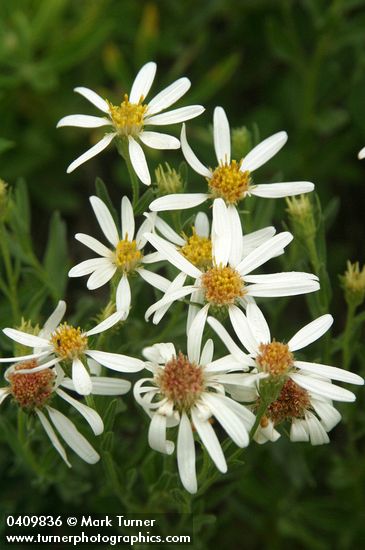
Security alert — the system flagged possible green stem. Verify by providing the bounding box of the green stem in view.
[343,302,356,371]
[0,221,20,323]
[117,139,140,208]
[249,399,270,440]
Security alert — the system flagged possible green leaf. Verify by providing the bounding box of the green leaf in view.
[134,188,155,216]
[43,211,68,298]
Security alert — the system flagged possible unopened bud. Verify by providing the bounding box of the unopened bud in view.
[14,319,40,357]
[154,163,183,196]
[340,261,365,308]
[286,195,316,243]
[232,126,252,160]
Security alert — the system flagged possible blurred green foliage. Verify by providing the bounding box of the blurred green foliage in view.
[1,1,365,549]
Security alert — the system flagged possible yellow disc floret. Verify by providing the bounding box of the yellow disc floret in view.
[115,239,142,272]
[180,229,212,269]
[108,94,148,137]
[201,265,245,306]
[208,160,250,204]
[256,341,294,377]
[9,359,55,409]
[156,352,205,411]
[50,324,88,360]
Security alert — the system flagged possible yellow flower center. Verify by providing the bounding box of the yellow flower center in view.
[50,324,88,359]
[9,359,55,409]
[256,341,294,377]
[266,378,310,425]
[115,239,142,272]
[180,229,212,269]
[208,160,250,204]
[201,265,245,306]
[156,352,205,411]
[108,94,148,137]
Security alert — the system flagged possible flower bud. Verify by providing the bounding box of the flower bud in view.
[14,319,40,357]
[286,195,316,243]
[231,126,252,160]
[340,261,365,309]
[154,163,184,196]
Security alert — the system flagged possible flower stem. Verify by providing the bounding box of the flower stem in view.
[0,221,20,323]
[116,139,140,209]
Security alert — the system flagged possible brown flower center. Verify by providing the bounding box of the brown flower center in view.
[9,359,55,409]
[156,352,205,410]
[201,265,245,306]
[256,341,294,377]
[208,160,250,204]
[180,230,212,269]
[266,378,311,425]
[108,94,147,137]
[50,323,88,359]
[115,238,142,272]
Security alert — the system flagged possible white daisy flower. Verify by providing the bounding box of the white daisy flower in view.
[208,302,364,444]
[358,146,365,160]
[144,198,319,324]
[0,301,145,396]
[68,195,170,320]
[0,360,130,466]
[57,61,205,184]
[133,307,256,494]
[149,106,314,212]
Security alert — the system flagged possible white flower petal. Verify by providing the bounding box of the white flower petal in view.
[358,146,365,160]
[86,263,117,290]
[146,285,195,324]
[177,412,197,494]
[89,195,119,247]
[310,399,341,432]
[247,279,320,297]
[91,377,131,395]
[116,275,131,319]
[191,407,227,473]
[36,409,71,467]
[57,388,103,435]
[294,360,364,386]
[67,133,116,173]
[215,393,255,431]
[211,198,231,267]
[136,267,171,293]
[121,196,135,240]
[304,411,330,445]
[202,393,249,447]
[0,350,49,363]
[144,232,201,278]
[57,114,111,128]
[69,258,111,278]
[148,271,188,325]
[86,311,121,336]
[129,61,157,104]
[74,86,109,113]
[242,226,276,257]
[75,233,113,258]
[195,212,210,238]
[200,338,214,366]
[290,373,356,402]
[228,205,243,267]
[47,406,100,463]
[86,350,144,373]
[290,418,310,442]
[244,272,319,284]
[148,413,175,454]
[246,302,271,345]
[214,106,231,165]
[187,304,209,363]
[228,305,259,354]
[40,300,67,337]
[240,131,288,172]
[154,216,185,246]
[0,388,10,405]
[236,232,293,276]
[139,131,180,150]
[251,181,314,198]
[2,328,50,349]
[288,314,334,352]
[146,105,205,126]
[180,124,212,178]
[149,193,209,212]
[72,358,92,395]
[147,77,191,115]
[205,355,252,373]
[128,137,151,185]
[208,315,253,362]
[142,342,176,363]
[136,213,156,249]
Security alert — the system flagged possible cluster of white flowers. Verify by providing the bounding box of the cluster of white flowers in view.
[1,62,363,493]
